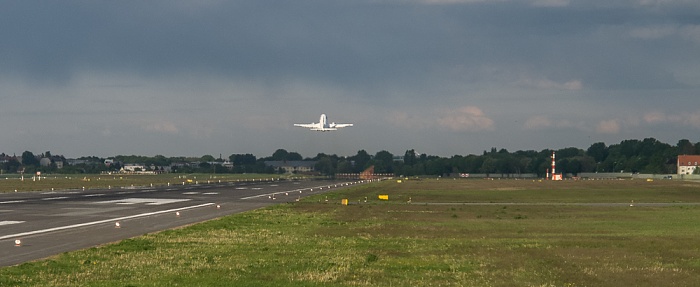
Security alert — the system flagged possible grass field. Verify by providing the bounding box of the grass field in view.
[3,178,700,286]
[0,173,289,193]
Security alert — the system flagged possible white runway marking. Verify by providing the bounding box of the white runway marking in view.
[241,192,282,200]
[0,221,24,226]
[0,200,26,204]
[203,192,219,195]
[42,197,69,201]
[241,194,268,200]
[182,192,199,195]
[95,198,191,206]
[235,187,247,190]
[83,194,105,197]
[240,184,337,200]
[0,203,215,241]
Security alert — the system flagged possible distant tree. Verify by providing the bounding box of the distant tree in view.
[619,139,643,158]
[21,151,39,167]
[373,150,394,173]
[272,149,289,161]
[586,142,608,163]
[1,157,21,173]
[350,150,371,172]
[213,164,229,174]
[230,154,257,168]
[677,139,696,155]
[336,160,353,173]
[287,152,303,161]
[425,157,450,176]
[315,157,335,175]
[557,147,584,158]
[480,158,497,176]
[201,155,216,162]
[455,154,484,173]
[404,149,417,166]
[149,155,170,166]
[565,158,583,175]
[411,163,425,176]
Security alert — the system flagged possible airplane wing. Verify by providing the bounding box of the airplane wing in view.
[330,123,353,128]
[294,123,317,128]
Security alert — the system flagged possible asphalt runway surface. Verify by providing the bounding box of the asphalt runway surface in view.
[0,178,364,267]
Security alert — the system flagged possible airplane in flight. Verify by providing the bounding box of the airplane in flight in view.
[294,114,353,132]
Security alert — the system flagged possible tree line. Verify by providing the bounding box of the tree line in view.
[2,138,699,176]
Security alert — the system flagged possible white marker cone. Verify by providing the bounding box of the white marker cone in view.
[15,239,21,247]
[176,211,180,217]
[115,222,121,228]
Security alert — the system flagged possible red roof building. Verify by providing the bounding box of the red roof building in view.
[677,155,700,175]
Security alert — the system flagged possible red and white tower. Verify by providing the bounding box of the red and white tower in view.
[551,151,556,178]
[551,151,562,180]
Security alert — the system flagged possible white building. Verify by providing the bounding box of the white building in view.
[264,161,316,174]
[122,164,146,172]
[677,155,700,175]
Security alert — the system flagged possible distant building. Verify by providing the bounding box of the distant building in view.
[39,158,52,167]
[264,161,316,174]
[122,164,146,172]
[66,158,98,166]
[39,157,64,169]
[677,155,700,175]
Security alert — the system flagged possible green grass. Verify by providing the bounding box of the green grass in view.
[3,179,700,286]
[0,173,290,193]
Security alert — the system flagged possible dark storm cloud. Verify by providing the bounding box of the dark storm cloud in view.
[3,1,697,90]
[2,1,442,88]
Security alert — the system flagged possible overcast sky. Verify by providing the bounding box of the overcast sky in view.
[1,0,699,159]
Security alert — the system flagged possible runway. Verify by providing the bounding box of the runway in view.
[0,178,364,267]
